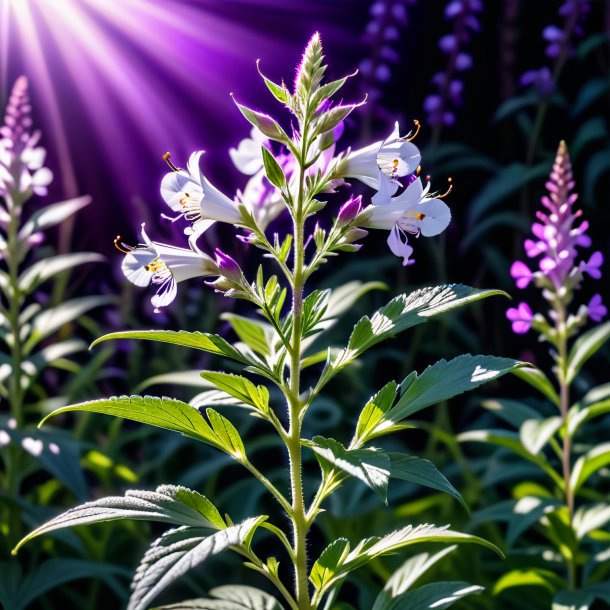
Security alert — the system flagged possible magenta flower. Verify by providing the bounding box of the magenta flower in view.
[506,302,534,334]
[580,251,604,279]
[510,261,534,289]
[337,195,363,226]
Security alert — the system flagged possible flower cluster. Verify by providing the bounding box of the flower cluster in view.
[119,34,452,309]
[359,0,417,102]
[423,0,481,127]
[507,141,605,335]
[0,76,52,202]
[520,0,590,97]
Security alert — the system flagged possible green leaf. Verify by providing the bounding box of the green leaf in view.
[19,252,104,293]
[128,517,266,610]
[373,582,483,610]
[322,524,502,594]
[200,371,269,413]
[302,289,330,337]
[481,398,542,429]
[310,538,351,590]
[570,442,610,494]
[261,146,286,189]
[566,321,610,384]
[315,285,507,392]
[13,485,225,554]
[505,496,561,548]
[205,409,246,459]
[222,313,275,358]
[157,586,285,609]
[573,503,610,540]
[552,590,595,610]
[381,354,522,427]
[91,330,249,365]
[18,196,91,240]
[513,366,560,406]
[386,453,466,509]
[354,381,398,445]
[39,395,219,447]
[309,72,354,112]
[519,417,562,455]
[571,77,609,117]
[493,568,564,595]
[371,546,457,610]
[257,60,289,105]
[25,296,109,353]
[233,102,289,144]
[313,103,360,137]
[304,437,390,503]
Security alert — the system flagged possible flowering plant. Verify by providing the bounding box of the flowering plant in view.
[14,36,523,609]
[462,142,610,608]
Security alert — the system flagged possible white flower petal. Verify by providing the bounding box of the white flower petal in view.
[418,198,452,237]
[387,225,414,266]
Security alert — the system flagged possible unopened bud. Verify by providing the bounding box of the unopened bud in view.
[337,195,363,226]
[214,248,242,283]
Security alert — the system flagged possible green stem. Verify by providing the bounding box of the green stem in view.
[285,119,311,610]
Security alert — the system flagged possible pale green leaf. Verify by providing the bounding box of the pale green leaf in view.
[206,409,246,459]
[570,442,610,494]
[261,147,286,189]
[221,313,275,358]
[304,437,390,503]
[310,538,350,590]
[566,321,610,384]
[373,581,483,610]
[493,568,564,595]
[354,381,397,445]
[18,196,91,240]
[91,330,249,365]
[128,517,266,610]
[573,503,610,539]
[13,485,225,554]
[157,585,285,609]
[519,417,562,455]
[200,371,269,413]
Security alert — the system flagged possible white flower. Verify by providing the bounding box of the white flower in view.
[359,177,451,266]
[229,128,268,175]
[160,151,243,243]
[342,121,421,204]
[119,224,218,312]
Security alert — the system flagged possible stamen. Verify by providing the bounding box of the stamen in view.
[163,152,181,172]
[438,177,453,199]
[416,165,421,177]
[407,119,421,141]
[113,235,133,254]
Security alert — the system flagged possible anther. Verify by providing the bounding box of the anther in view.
[113,235,132,254]
[407,119,421,141]
[163,152,181,172]
[438,177,453,199]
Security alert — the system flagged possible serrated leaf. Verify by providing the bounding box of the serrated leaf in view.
[372,546,457,609]
[39,395,219,447]
[374,581,483,610]
[315,285,507,393]
[310,538,350,590]
[92,330,249,365]
[200,371,269,413]
[566,321,610,384]
[304,437,390,503]
[18,196,91,240]
[261,146,286,189]
[387,453,466,509]
[519,417,562,455]
[157,585,285,609]
[128,517,266,610]
[378,355,522,430]
[19,252,104,293]
[13,485,225,554]
[206,409,246,458]
[570,442,610,494]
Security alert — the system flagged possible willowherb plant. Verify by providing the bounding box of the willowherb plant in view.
[14,36,523,610]
[462,142,610,608]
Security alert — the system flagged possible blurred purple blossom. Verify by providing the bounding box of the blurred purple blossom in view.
[423,0,482,127]
[520,0,590,97]
[507,141,605,333]
[359,0,417,101]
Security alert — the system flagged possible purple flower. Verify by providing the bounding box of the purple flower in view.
[587,294,607,323]
[580,251,603,279]
[214,249,242,283]
[510,261,534,289]
[506,302,534,334]
[337,195,363,226]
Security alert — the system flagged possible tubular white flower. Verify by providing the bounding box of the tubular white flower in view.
[229,127,268,175]
[160,151,243,241]
[359,177,451,265]
[120,224,218,311]
[342,121,421,203]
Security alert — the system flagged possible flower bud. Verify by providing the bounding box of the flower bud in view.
[214,248,242,283]
[337,195,362,226]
